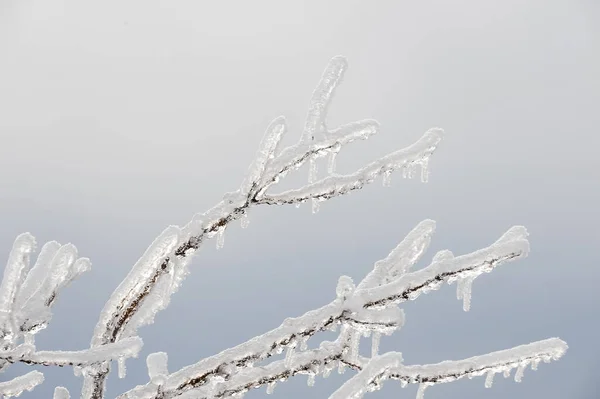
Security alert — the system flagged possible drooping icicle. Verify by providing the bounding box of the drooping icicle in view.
[216,227,226,250]
[117,357,126,379]
[299,336,309,351]
[457,276,474,311]
[266,382,276,394]
[337,360,346,374]
[240,213,250,229]
[416,383,428,399]
[484,370,495,388]
[419,157,430,183]
[284,346,295,368]
[348,328,360,362]
[514,363,526,382]
[503,369,511,378]
[531,358,540,370]
[307,373,316,387]
[323,364,333,378]
[371,332,381,357]
[382,170,392,187]
[327,144,340,173]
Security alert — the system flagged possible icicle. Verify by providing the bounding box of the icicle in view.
[327,145,340,173]
[240,213,250,229]
[284,346,295,367]
[420,157,430,183]
[514,363,526,382]
[299,336,308,351]
[371,332,381,357]
[73,366,82,377]
[457,277,474,311]
[337,360,346,374]
[382,170,392,187]
[266,382,276,394]
[362,329,371,338]
[400,379,408,388]
[216,227,226,250]
[117,357,126,379]
[531,358,540,370]
[416,383,428,399]
[484,370,495,388]
[308,158,318,183]
[402,163,409,178]
[307,373,316,387]
[311,197,321,214]
[348,329,360,362]
[503,369,511,378]
[323,364,333,378]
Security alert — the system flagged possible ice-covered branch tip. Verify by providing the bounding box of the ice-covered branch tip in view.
[0,233,91,343]
[0,370,44,398]
[0,336,143,367]
[117,223,532,399]
[329,338,568,399]
[82,56,444,398]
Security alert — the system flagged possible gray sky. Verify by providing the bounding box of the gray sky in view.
[1,1,598,398]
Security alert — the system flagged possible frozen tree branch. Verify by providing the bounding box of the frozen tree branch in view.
[0,370,44,398]
[79,56,443,398]
[0,336,143,367]
[0,56,566,399]
[329,338,568,399]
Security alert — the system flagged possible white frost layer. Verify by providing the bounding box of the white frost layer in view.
[91,226,180,347]
[0,370,44,398]
[330,338,567,399]
[53,386,70,399]
[0,336,144,367]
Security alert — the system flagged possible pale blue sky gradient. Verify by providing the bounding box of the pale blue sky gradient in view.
[1,1,598,398]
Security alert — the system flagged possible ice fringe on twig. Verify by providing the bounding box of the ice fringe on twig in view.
[0,56,566,399]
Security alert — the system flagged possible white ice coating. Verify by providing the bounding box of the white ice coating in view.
[240,116,287,195]
[146,352,168,386]
[117,225,541,399]
[260,128,443,205]
[0,370,44,398]
[0,233,35,341]
[0,336,143,367]
[329,338,567,399]
[53,386,70,399]
[90,225,180,347]
[0,56,566,399]
[302,55,348,143]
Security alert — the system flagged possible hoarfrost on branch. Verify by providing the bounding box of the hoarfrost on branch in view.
[0,56,566,399]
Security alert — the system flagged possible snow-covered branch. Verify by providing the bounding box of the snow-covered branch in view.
[329,338,568,399]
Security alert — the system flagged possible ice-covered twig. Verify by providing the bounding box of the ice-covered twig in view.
[347,226,530,310]
[0,370,44,398]
[54,386,70,399]
[0,233,35,343]
[0,336,143,367]
[82,56,443,398]
[329,338,568,399]
[117,303,400,398]
[257,128,443,205]
[117,223,525,399]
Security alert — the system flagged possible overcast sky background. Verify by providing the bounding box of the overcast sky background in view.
[1,1,598,398]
